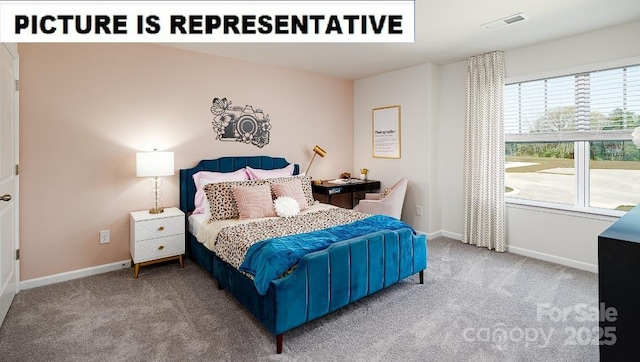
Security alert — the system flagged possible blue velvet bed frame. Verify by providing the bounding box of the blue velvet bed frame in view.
[179,156,427,354]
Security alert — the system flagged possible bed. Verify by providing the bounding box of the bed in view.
[179,156,427,353]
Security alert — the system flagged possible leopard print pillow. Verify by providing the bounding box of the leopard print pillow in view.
[266,175,315,206]
[203,179,266,220]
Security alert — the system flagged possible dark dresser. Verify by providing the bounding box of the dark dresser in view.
[598,204,640,361]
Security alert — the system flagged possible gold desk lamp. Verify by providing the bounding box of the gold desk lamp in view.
[305,145,327,181]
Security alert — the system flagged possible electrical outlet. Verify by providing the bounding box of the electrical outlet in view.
[416,206,423,216]
[99,230,110,244]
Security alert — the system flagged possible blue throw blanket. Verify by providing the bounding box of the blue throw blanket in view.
[239,215,416,295]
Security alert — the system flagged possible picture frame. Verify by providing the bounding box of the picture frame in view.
[372,105,401,158]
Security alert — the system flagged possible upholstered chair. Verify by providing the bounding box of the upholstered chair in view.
[353,177,408,219]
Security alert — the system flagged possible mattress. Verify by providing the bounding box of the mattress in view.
[187,213,208,237]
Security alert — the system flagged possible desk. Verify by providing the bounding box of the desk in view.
[312,179,381,208]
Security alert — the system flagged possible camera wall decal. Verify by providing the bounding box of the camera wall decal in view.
[211,97,271,148]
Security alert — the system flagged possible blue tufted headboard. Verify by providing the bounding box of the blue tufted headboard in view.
[179,156,300,214]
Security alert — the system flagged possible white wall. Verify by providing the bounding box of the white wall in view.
[354,63,440,234]
[506,206,616,272]
[437,20,640,271]
[438,60,466,237]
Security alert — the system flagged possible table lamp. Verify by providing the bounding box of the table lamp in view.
[136,150,174,214]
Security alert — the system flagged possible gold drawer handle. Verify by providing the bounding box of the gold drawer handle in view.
[158,245,164,250]
[158,226,165,231]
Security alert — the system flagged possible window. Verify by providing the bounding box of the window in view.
[505,64,640,212]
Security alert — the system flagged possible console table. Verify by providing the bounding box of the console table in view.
[312,179,381,208]
[598,204,640,361]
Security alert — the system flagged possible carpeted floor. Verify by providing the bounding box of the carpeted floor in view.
[0,237,599,361]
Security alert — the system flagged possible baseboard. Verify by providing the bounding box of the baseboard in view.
[433,230,597,273]
[441,231,462,240]
[506,245,598,273]
[419,230,463,240]
[417,229,439,239]
[428,231,441,238]
[20,260,131,290]
[427,230,463,240]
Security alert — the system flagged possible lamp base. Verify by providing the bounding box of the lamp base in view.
[149,207,165,214]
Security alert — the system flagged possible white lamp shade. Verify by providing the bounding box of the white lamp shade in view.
[136,151,175,177]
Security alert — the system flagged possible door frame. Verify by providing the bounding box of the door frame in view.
[10,43,19,293]
[0,43,19,327]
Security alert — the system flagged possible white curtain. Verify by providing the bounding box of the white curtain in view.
[463,50,506,252]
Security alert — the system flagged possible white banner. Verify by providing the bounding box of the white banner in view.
[0,1,415,43]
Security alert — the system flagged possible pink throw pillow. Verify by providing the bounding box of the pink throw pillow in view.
[271,178,309,210]
[232,184,276,219]
[192,169,249,214]
[246,164,294,180]
[268,175,315,207]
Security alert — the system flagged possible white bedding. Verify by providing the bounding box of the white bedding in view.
[188,213,209,237]
[193,203,371,272]
[192,202,338,251]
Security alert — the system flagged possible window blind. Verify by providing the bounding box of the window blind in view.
[505,64,640,142]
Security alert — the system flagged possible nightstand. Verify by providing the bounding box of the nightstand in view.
[130,207,185,278]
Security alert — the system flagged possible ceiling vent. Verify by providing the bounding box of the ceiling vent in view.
[481,13,529,31]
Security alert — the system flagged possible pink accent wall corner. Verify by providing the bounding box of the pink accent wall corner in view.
[19,43,353,280]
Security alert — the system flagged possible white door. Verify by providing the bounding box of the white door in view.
[0,43,18,326]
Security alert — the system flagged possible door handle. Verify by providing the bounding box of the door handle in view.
[0,194,11,202]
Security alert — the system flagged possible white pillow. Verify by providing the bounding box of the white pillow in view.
[246,164,294,180]
[199,178,216,219]
[274,196,300,218]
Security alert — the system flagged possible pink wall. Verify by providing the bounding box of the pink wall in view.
[19,43,353,280]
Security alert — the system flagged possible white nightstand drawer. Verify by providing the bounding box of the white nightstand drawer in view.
[130,207,186,278]
[133,234,185,263]
[133,216,184,242]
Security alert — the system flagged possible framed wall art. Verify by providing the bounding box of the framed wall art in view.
[372,105,401,158]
